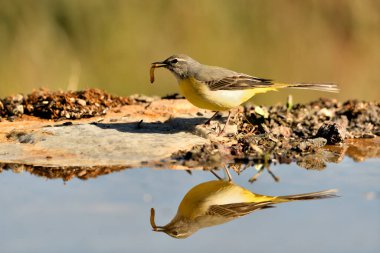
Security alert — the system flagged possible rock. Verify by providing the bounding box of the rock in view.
[272,125,292,138]
[316,122,346,144]
[13,105,24,115]
[308,137,328,148]
[296,138,327,152]
[0,99,210,169]
[317,108,335,118]
[0,93,378,176]
[76,99,87,106]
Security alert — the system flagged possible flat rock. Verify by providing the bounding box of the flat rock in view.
[0,99,213,168]
[1,94,379,179]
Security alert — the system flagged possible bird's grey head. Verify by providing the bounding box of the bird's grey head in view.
[152,54,201,80]
[150,208,199,239]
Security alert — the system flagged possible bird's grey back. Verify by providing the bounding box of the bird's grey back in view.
[193,64,239,82]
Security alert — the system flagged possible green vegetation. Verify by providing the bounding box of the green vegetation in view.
[0,0,379,103]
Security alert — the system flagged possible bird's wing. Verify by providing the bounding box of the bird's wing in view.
[207,201,275,218]
[201,74,274,91]
[194,65,274,91]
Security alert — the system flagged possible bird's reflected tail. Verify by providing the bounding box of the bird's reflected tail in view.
[278,189,338,202]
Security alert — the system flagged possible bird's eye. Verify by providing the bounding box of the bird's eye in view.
[170,59,178,64]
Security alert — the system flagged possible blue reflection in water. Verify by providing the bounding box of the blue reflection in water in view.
[0,158,379,253]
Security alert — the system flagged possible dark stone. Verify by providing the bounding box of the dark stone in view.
[316,122,346,144]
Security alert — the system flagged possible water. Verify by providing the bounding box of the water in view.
[0,158,379,253]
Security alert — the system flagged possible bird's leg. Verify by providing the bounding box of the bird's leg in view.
[266,167,280,182]
[210,170,223,180]
[204,111,220,125]
[248,164,265,183]
[223,166,233,182]
[218,110,232,136]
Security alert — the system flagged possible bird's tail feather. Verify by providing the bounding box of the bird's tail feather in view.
[274,82,339,93]
[278,189,338,202]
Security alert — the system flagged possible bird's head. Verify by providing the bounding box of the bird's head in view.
[151,54,200,80]
[150,208,198,239]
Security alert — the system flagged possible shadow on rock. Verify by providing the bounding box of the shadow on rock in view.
[92,117,207,134]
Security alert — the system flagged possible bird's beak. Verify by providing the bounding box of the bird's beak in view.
[151,60,168,68]
[153,227,166,232]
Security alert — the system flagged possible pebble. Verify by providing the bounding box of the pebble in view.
[316,122,346,144]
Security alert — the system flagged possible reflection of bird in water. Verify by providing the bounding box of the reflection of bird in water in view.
[150,168,337,239]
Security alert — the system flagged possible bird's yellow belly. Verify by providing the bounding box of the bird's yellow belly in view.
[178,180,274,218]
[178,78,273,111]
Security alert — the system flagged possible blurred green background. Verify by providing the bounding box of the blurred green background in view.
[0,0,379,104]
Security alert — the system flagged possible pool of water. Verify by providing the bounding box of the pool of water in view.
[1,158,379,253]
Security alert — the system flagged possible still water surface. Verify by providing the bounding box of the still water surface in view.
[1,158,379,253]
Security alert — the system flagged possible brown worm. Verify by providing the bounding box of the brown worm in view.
[150,207,157,230]
[150,64,156,84]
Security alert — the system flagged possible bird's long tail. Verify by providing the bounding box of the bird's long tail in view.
[274,82,339,93]
[277,189,338,203]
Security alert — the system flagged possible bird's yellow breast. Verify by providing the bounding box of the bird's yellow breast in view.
[178,180,273,218]
[178,77,275,111]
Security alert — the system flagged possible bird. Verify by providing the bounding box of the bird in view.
[150,54,338,134]
[150,168,338,239]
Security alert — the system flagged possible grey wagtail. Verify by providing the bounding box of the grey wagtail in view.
[150,168,337,239]
[150,54,338,133]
